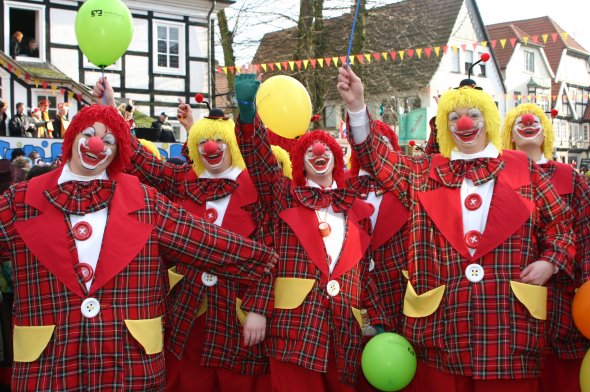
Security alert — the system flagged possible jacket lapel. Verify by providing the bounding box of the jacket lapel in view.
[549,162,574,196]
[89,172,153,294]
[330,199,372,280]
[279,206,329,278]
[221,170,258,237]
[372,192,409,250]
[15,168,86,298]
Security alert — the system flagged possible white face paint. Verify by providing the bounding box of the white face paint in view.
[197,138,232,173]
[448,107,488,153]
[304,142,334,175]
[512,114,543,140]
[72,124,117,173]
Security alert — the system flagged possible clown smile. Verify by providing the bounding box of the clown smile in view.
[452,124,482,144]
[515,126,542,139]
[78,138,110,169]
[308,155,332,174]
[203,151,225,167]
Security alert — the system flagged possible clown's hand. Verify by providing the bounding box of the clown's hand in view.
[520,260,555,286]
[177,98,194,132]
[243,312,266,346]
[337,66,365,112]
[92,77,116,108]
[235,73,260,124]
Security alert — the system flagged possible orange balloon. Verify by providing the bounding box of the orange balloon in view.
[573,281,590,339]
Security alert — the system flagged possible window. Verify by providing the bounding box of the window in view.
[153,21,185,74]
[464,50,473,75]
[4,1,45,62]
[514,91,522,108]
[450,48,460,73]
[524,50,535,72]
[478,52,487,76]
[33,92,58,118]
[583,124,589,141]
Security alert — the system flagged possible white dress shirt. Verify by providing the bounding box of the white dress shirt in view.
[199,166,243,226]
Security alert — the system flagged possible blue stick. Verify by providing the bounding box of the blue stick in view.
[101,66,106,105]
[346,0,363,66]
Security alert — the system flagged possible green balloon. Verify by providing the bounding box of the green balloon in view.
[361,333,417,391]
[75,0,134,68]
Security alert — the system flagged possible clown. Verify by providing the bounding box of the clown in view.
[93,77,273,392]
[502,103,590,392]
[234,71,387,392]
[338,65,574,391]
[0,104,277,391]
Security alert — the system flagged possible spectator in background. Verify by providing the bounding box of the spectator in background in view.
[118,100,136,132]
[152,112,176,143]
[38,99,53,138]
[24,38,39,57]
[52,102,70,138]
[166,157,186,165]
[10,31,23,58]
[27,151,45,167]
[25,164,55,180]
[9,103,35,137]
[0,100,8,137]
[12,157,32,177]
[30,107,46,134]
[9,148,24,163]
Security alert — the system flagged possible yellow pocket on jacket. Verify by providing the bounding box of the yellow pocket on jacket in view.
[510,281,547,320]
[125,317,163,355]
[274,278,316,309]
[167,267,184,293]
[236,298,248,326]
[403,280,445,318]
[13,325,55,362]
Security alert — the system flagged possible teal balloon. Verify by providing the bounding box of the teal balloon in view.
[361,333,417,391]
[75,0,134,68]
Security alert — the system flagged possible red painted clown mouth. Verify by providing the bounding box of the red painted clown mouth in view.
[452,126,482,144]
[309,156,331,172]
[202,152,225,166]
[78,138,110,169]
[515,126,542,139]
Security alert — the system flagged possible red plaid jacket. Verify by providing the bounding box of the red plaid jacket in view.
[126,139,272,375]
[352,127,574,380]
[237,119,388,386]
[345,174,409,331]
[540,162,590,359]
[0,167,274,391]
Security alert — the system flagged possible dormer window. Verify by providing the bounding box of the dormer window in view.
[4,1,46,62]
[524,50,535,73]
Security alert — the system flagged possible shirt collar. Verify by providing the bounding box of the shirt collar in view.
[200,166,242,181]
[306,178,337,189]
[358,169,372,177]
[58,162,108,185]
[536,156,549,164]
[450,143,499,161]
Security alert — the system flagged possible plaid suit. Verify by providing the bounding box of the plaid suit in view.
[0,167,275,391]
[351,127,574,380]
[237,119,387,387]
[126,139,272,376]
[540,162,590,359]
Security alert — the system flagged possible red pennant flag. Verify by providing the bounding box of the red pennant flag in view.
[406,48,414,58]
[442,45,449,54]
[472,42,478,50]
[281,61,288,70]
[325,57,332,66]
[76,93,82,102]
[25,73,31,82]
[42,81,48,89]
[295,60,302,69]
[356,54,364,63]
[217,66,223,73]
[460,44,467,52]
[228,66,235,74]
[424,47,432,58]
[269,63,275,71]
[372,52,381,61]
[255,64,261,72]
[551,32,558,42]
[310,58,317,68]
[7,64,13,72]
[490,40,497,49]
[531,35,539,44]
[390,51,397,61]
[509,38,516,47]
[339,56,347,65]
[59,88,66,95]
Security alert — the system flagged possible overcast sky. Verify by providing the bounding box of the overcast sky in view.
[220,0,590,65]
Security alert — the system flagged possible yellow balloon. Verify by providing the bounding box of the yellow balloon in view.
[582,349,590,392]
[256,75,312,139]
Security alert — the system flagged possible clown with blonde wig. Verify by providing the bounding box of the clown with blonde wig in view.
[338,65,574,391]
[234,70,387,391]
[93,77,275,392]
[503,103,590,392]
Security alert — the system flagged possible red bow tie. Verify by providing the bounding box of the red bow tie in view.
[346,175,386,198]
[44,180,116,215]
[293,186,356,212]
[436,158,505,188]
[187,178,238,205]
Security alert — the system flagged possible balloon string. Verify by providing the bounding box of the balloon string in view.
[101,67,106,105]
[346,0,362,67]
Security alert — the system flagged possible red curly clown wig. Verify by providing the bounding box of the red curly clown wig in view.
[348,120,401,176]
[291,130,345,187]
[61,104,132,173]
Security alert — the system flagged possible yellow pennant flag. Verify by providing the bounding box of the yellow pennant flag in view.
[275,62,281,70]
[481,41,488,47]
[318,58,324,68]
[542,34,549,43]
[303,59,309,69]
[500,39,507,48]
[523,36,529,45]
[347,55,354,64]
[398,50,405,60]
[381,52,388,60]
[561,32,568,41]
[451,45,458,53]
[68,91,75,99]
[288,61,294,70]
[34,79,39,87]
[434,47,440,57]
[332,57,339,66]
[416,48,423,58]
[51,84,57,93]
[364,53,372,63]
[261,63,267,72]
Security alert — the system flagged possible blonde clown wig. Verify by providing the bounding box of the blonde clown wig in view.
[271,145,293,179]
[187,117,245,175]
[501,103,554,160]
[435,87,502,158]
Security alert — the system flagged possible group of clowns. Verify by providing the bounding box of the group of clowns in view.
[0,61,587,392]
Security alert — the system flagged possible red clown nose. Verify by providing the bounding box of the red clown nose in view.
[521,113,535,126]
[456,116,474,131]
[312,142,326,156]
[203,141,219,154]
[87,136,105,154]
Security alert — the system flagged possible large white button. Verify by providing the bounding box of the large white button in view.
[81,297,100,318]
[369,259,375,272]
[465,264,484,283]
[326,280,340,296]
[201,272,218,287]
